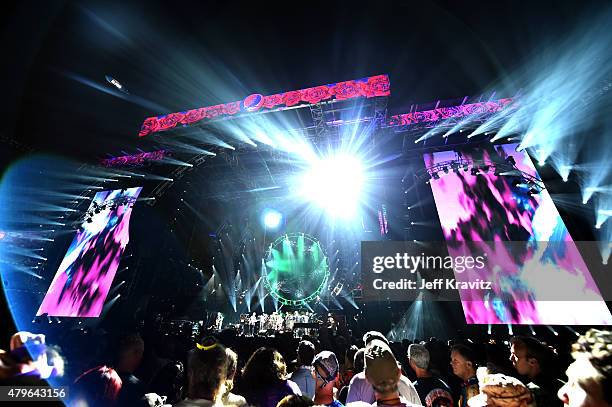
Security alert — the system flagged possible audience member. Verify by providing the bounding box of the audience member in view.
[147,360,184,404]
[339,348,366,404]
[408,344,453,407]
[239,347,302,407]
[277,394,315,407]
[364,339,421,407]
[223,347,247,407]
[467,367,534,407]
[115,333,146,406]
[342,345,359,387]
[0,331,64,385]
[510,336,561,406]
[290,340,316,398]
[347,332,421,405]
[72,365,123,407]
[557,329,612,407]
[450,344,479,407]
[175,336,228,407]
[312,350,343,407]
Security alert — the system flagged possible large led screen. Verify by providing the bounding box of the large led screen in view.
[37,187,142,317]
[425,144,611,325]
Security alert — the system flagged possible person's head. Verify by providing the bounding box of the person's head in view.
[558,329,612,407]
[312,351,340,394]
[117,333,144,373]
[363,331,389,347]
[225,347,238,393]
[408,343,430,374]
[186,337,228,401]
[365,339,401,399]
[277,394,315,407]
[346,345,359,368]
[469,368,533,407]
[242,347,287,387]
[297,340,316,366]
[354,348,366,374]
[510,336,549,379]
[148,361,184,404]
[73,365,122,406]
[451,344,477,381]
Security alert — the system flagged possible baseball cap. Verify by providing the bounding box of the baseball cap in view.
[313,351,339,384]
[364,339,400,391]
[363,331,389,346]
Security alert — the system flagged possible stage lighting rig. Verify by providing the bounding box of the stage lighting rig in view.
[262,209,282,230]
[417,158,545,194]
[105,75,129,94]
[80,195,138,225]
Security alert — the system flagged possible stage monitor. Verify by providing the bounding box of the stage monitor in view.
[37,187,142,317]
[424,144,611,325]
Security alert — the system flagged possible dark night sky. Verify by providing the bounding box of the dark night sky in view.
[1,0,606,163]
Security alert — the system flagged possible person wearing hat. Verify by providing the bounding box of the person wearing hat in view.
[467,367,535,407]
[364,339,422,407]
[175,337,228,407]
[346,332,421,405]
[312,350,344,407]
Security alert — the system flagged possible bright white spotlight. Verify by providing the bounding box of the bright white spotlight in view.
[263,210,282,229]
[300,154,364,217]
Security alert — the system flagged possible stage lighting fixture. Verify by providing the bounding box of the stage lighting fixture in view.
[432,172,440,180]
[263,210,282,229]
[300,154,364,217]
[450,162,460,173]
[481,165,490,172]
[443,166,449,174]
[463,163,469,172]
[470,168,479,176]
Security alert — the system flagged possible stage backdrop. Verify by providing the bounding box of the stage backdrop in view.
[424,144,611,325]
[37,187,142,317]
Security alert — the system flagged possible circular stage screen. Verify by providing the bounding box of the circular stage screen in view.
[263,233,329,306]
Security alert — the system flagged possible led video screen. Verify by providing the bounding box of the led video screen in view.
[424,144,611,325]
[37,187,142,317]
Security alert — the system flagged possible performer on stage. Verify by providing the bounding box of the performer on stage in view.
[215,312,224,331]
[248,312,257,336]
[259,313,268,333]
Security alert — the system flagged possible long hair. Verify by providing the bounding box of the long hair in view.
[241,347,287,388]
[187,339,227,401]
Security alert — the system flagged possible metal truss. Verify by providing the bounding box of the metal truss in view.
[146,151,214,205]
[309,102,330,140]
[415,158,545,193]
[373,96,388,128]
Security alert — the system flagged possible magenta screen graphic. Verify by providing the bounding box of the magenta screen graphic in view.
[424,144,611,325]
[37,187,142,317]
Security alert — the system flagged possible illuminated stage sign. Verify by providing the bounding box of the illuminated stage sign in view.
[138,74,391,137]
[389,98,513,127]
[101,150,167,167]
